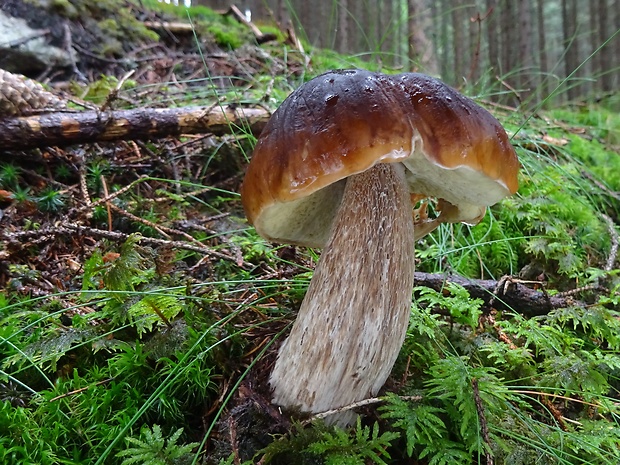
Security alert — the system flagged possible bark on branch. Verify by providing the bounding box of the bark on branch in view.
[0,105,270,150]
[413,271,576,316]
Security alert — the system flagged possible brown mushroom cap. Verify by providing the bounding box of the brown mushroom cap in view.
[241,69,519,247]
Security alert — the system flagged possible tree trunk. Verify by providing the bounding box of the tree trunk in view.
[596,0,612,92]
[407,0,439,74]
[337,0,349,54]
[486,0,499,75]
[562,0,580,101]
[536,0,549,104]
[438,0,451,80]
[518,0,533,104]
[451,0,465,85]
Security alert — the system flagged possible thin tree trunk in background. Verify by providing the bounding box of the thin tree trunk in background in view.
[376,0,386,60]
[196,0,616,103]
[536,0,549,103]
[350,0,363,53]
[562,0,580,100]
[439,0,451,81]
[395,1,406,71]
[452,0,464,85]
[518,0,533,103]
[359,0,373,55]
[486,0,499,74]
[596,0,612,91]
[381,0,390,62]
[500,0,519,105]
[467,3,479,83]
[407,0,439,74]
[337,0,349,54]
[585,0,596,96]
[614,0,620,91]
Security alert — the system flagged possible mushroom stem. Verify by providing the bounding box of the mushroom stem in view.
[269,162,415,425]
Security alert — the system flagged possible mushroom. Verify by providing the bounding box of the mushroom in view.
[241,69,519,425]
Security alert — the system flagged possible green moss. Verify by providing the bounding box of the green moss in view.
[69,75,136,105]
[50,0,79,18]
[206,20,249,49]
[550,105,620,145]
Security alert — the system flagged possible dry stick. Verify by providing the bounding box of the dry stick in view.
[228,414,241,465]
[78,164,92,207]
[512,390,601,408]
[100,175,113,232]
[496,75,522,104]
[49,378,115,402]
[471,378,494,465]
[62,23,84,82]
[0,106,270,150]
[602,213,619,271]
[109,203,171,239]
[580,170,620,202]
[73,176,146,215]
[308,395,423,422]
[143,20,196,34]
[540,395,568,432]
[226,5,265,40]
[142,186,213,205]
[106,204,241,263]
[3,224,245,266]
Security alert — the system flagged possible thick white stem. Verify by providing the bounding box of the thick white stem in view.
[269,163,415,425]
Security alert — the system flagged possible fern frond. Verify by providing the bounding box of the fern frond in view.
[307,418,398,465]
[116,424,197,465]
[379,393,445,457]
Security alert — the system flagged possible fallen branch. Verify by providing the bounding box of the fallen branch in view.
[224,5,278,44]
[0,105,270,150]
[413,271,578,316]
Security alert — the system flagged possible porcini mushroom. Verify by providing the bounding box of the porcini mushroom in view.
[241,69,519,424]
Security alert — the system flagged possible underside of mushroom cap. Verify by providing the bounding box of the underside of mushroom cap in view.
[241,69,519,247]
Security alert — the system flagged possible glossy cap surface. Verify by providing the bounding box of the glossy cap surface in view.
[241,69,519,247]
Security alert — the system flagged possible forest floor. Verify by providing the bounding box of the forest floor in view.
[1,1,620,465]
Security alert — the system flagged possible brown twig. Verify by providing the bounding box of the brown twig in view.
[2,223,247,267]
[496,75,522,104]
[512,389,601,409]
[225,5,276,43]
[72,176,146,216]
[100,175,113,232]
[228,413,241,465]
[472,378,494,465]
[307,395,423,422]
[602,213,619,271]
[540,395,568,431]
[580,170,620,202]
[555,283,610,298]
[49,378,115,402]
